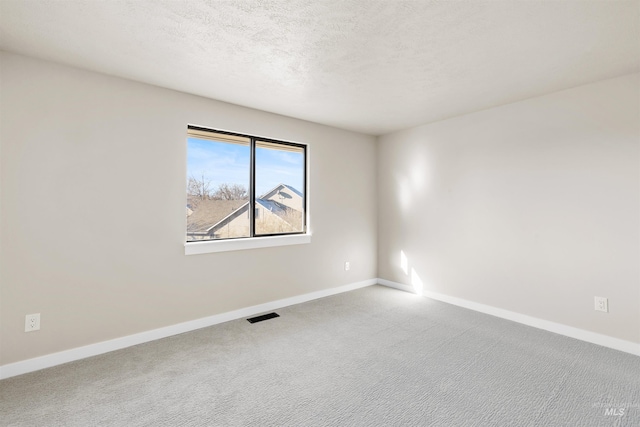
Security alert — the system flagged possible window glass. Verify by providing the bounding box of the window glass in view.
[186,127,306,242]
[186,130,250,241]
[255,141,305,236]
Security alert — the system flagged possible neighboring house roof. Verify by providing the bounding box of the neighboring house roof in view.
[282,184,303,198]
[187,184,304,236]
[259,183,303,200]
[186,199,247,233]
[255,198,303,229]
[256,199,288,216]
[205,200,250,233]
[206,198,290,235]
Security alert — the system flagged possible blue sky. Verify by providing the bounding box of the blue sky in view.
[187,137,304,196]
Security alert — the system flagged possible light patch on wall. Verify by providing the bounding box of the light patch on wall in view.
[396,175,412,212]
[400,250,408,275]
[394,147,430,214]
[409,153,429,193]
[411,268,424,296]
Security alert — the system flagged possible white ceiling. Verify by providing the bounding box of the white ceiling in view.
[1,0,638,135]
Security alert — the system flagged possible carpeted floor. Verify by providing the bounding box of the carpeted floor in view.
[1,285,638,426]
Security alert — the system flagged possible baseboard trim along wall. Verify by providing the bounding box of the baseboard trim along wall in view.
[378,278,640,357]
[0,279,377,380]
[3,277,636,380]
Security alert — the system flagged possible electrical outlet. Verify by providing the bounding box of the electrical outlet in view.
[344,261,350,271]
[25,313,41,332]
[594,297,608,313]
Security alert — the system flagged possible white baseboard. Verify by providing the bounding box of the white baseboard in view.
[377,278,640,357]
[0,279,377,380]
[378,278,415,293]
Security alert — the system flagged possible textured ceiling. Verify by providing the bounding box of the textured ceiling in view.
[1,0,638,135]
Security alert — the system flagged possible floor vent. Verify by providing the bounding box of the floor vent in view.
[247,312,280,324]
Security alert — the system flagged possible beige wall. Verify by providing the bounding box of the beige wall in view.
[0,52,378,365]
[2,50,637,368]
[378,74,640,344]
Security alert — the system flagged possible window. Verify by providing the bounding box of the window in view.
[186,126,307,245]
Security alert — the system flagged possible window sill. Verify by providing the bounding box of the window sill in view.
[185,234,311,255]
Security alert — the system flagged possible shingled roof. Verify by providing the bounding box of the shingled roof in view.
[187,184,303,238]
[186,199,247,233]
[259,183,303,200]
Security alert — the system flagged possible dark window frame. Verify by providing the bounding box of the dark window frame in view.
[187,125,307,242]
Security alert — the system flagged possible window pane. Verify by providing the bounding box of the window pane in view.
[255,141,305,236]
[186,131,250,241]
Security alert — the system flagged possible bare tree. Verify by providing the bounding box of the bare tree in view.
[187,174,213,200]
[212,183,248,200]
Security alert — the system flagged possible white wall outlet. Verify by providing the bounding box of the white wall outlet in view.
[594,297,608,313]
[344,261,350,271]
[25,313,41,332]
